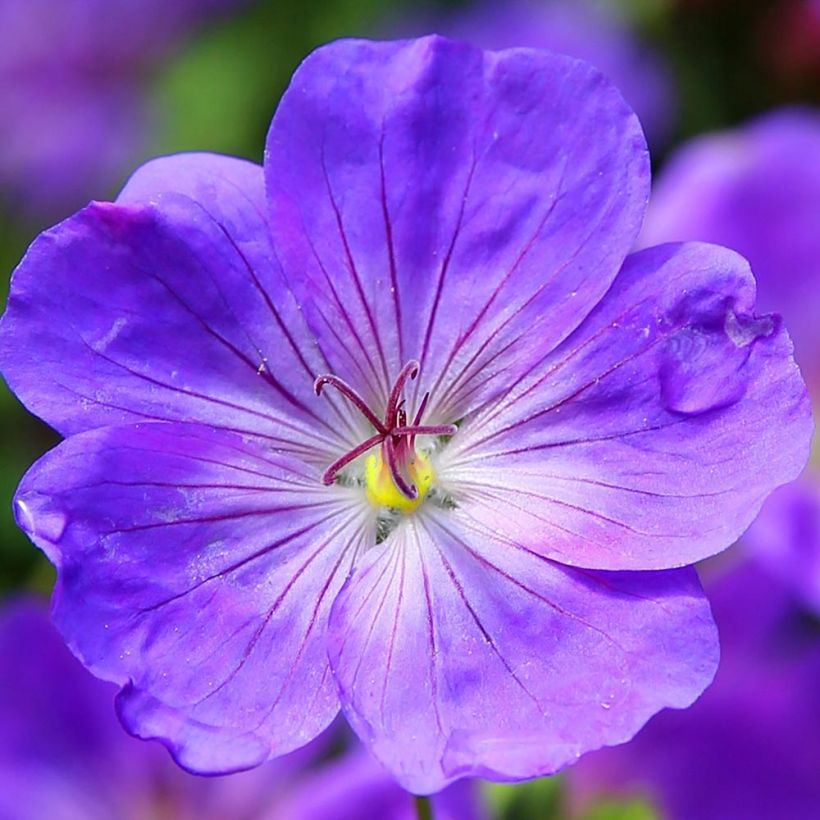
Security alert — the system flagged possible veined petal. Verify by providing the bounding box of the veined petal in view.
[266,35,648,416]
[15,422,374,774]
[328,509,717,794]
[0,154,365,462]
[439,242,813,571]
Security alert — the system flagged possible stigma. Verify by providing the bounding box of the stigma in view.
[314,360,454,510]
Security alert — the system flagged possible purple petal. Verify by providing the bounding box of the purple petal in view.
[396,0,676,148]
[567,557,820,820]
[275,745,487,820]
[0,596,341,818]
[439,242,812,570]
[742,474,820,614]
[639,108,820,394]
[0,159,364,461]
[328,509,717,794]
[15,422,374,773]
[266,35,649,416]
[0,597,157,820]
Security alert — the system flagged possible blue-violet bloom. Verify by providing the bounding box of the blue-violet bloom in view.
[0,37,812,793]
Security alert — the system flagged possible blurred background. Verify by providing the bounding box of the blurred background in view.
[1,1,819,818]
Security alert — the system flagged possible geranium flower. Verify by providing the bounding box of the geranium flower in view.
[0,37,812,793]
[0,596,482,820]
[567,477,820,820]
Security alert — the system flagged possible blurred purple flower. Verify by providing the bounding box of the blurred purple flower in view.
[744,476,820,614]
[641,108,820,394]
[0,596,482,820]
[0,0,243,221]
[0,595,321,820]
[396,0,675,148]
[0,36,812,793]
[567,476,820,819]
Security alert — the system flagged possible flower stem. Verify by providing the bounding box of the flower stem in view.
[414,795,433,820]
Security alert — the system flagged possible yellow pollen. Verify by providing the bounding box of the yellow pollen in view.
[365,450,433,513]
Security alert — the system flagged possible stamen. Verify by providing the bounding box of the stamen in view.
[384,438,418,499]
[385,360,419,428]
[314,374,386,433]
[315,360,453,503]
[392,424,458,437]
[412,391,430,426]
[321,433,385,485]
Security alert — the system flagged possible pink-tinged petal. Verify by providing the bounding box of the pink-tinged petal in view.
[439,242,812,571]
[0,157,364,462]
[15,422,374,774]
[328,509,717,794]
[266,35,649,415]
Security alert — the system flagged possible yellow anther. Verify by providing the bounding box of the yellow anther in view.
[365,450,433,513]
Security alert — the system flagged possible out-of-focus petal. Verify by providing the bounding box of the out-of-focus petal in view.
[0,597,156,820]
[743,474,820,614]
[0,79,146,221]
[15,422,373,774]
[328,509,717,794]
[397,0,675,148]
[640,108,820,392]
[273,745,487,820]
[266,35,649,416]
[0,173,364,461]
[439,242,812,570]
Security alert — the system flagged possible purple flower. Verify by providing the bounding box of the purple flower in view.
[743,475,820,614]
[567,476,820,819]
[0,37,812,793]
[0,0,243,221]
[640,107,820,394]
[394,0,675,148]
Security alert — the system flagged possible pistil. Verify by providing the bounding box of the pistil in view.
[314,360,456,504]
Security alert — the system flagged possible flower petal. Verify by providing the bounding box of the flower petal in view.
[742,475,820,615]
[0,597,159,820]
[639,109,820,393]
[327,509,717,794]
[0,155,364,461]
[275,744,487,820]
[15,422,374,774]
[438,242,813,570]
[567,556,820,820]
[266,35,649,415]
